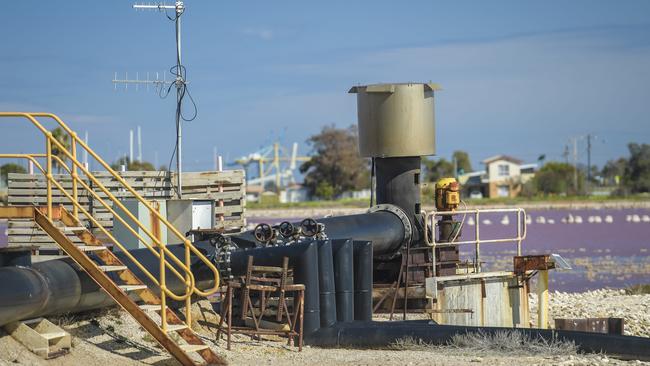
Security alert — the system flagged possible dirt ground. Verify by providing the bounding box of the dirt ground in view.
[1,293,650,366]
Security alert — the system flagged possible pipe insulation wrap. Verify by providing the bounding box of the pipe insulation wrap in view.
[331,239,354,322]
[353,241,373,321]
[317,240,337,328]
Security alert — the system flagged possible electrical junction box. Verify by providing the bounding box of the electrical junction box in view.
[166,199,215,245]
[112,199,168,251]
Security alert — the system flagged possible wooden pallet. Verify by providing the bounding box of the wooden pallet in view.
[7,170,246,249]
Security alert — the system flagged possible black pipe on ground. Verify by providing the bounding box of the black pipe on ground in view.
[331,239,354,322]
[317,240,337,328]
[228,241,322,335]
[0,243,217,327]
[0,249,32,267]
[353,241,373,321]
[304,321,650,361]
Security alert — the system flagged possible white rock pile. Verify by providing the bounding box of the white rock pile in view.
[529,288,650,338]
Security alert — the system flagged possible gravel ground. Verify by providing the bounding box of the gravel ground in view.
[529,289,650,337]
[1,292,650,366]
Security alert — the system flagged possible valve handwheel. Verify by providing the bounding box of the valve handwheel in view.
[278,221,295,238]
[209,234,229,248]
[300,218,319,237]
[254,223,274,243]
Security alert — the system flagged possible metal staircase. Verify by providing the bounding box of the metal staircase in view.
[0,112,226,366]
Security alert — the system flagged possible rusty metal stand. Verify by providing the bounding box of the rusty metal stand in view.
[217,256,304,351]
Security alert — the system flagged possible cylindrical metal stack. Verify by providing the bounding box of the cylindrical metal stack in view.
[349,83,440,247]
[349,83,440,246]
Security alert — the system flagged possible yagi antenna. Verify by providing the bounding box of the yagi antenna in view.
[111,1,190,198]
[112,71,170,92]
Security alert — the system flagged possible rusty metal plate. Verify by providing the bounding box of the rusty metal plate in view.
[554,318,624,335]
[513,255,555,275]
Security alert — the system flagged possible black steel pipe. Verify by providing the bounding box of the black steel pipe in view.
[318,212,405,255]
[353,241,373,321]
[331,239,354,322]
[0,249,32,267]
[375,156,422,241]
[0,243,217,327]
[317,240,337,328]
[304,321,650,360]
[233,211,406,256]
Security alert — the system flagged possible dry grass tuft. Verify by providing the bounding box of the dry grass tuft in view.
[390,330,577,357]
[625,284,650,295]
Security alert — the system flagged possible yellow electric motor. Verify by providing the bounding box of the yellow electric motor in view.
[435,177,460,211]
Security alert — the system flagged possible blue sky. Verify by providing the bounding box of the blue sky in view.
[1,0,649,173]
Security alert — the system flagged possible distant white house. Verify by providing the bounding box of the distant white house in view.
[338,188,371,200]
[279,184,310,203]
[459,155,537,198]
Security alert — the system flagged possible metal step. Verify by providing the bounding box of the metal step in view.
[139,304,163,311]
[62,226,87,232]
[98,265,127,272]
[164,324,188,332]
[180,344,209,353]
[118,284,148,292]
[76,245,107,252]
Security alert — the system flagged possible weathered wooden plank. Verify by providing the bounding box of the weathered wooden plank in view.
[213,205,244,216]
[7,170,247,247]
[8,236,83,244]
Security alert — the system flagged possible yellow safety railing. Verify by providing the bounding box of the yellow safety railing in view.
[0,112,221,330]
[424,207,527,275]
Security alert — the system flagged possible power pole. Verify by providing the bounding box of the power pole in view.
[586,134,592,194]
[453,156,458,179]
[562,144,569,164]
[113,1,189,198]
[571,137,578,193]
[129,129,134,164]
[137,125,142,162]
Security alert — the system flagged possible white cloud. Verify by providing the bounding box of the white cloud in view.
[242,27,274,41]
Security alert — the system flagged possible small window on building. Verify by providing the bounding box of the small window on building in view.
[497,185,510,197]
[498,164,510,177]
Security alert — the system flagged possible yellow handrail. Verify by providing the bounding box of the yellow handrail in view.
[32,112,220,298]
[0,112,221,310]
[0,154,182,296]
[1,154,191,293]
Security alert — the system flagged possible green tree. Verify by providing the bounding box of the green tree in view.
[110,157,156,171]
[423,158,454,182]
[300,125,369,199]
[51,127,71,173]
[452,150,473,175]
[1,163,27,187]
[623,143,650,193]
[533,162,583,195]
[315,181,335,200]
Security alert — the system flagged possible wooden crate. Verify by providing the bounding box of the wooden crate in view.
[7,170,246,249]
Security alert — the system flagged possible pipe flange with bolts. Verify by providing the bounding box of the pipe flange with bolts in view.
[368,204,412,254]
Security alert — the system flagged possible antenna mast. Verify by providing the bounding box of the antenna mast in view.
[113,1,189,198]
